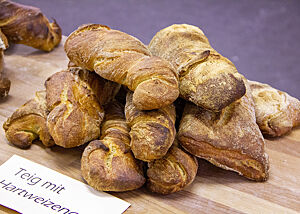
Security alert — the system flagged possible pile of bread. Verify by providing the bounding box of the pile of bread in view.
[2,2,300,195]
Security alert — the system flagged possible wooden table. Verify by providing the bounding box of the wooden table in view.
[0,38,299,214]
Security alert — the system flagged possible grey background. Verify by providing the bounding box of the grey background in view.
[14,0,300,98]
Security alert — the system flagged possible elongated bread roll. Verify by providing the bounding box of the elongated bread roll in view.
[147,141,198,194]
[249,80,300,137]
[178,81,269,181]
[45,69,105,148]
[149,24,246,112]
[0,0,61,51]
[125,91,176,162]
[81,101,145,192]
[65,24,179,110]
[3,91,54,148]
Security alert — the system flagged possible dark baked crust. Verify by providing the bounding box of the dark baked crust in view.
[0,29,10,98]
[178,81,269,181]
[45,69,104,148]
[67,64,121,106]
[64,24,179,110]
[3,91,54,148]
[0,75,10,98]
[0,0,61,51]
[125,91,176,162]
[81,101,145,192]
[147,144,198,194]
[149,24,246,112]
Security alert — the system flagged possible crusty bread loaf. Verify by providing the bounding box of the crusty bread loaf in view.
[45,69,105,148]
[0,0,61,51]
[249,80,300,137]
[149,24,246,112]
[125,91,176,162]
[0,28,10,98]
[3,91,54,148]
[64,24,179,110]
[81,101,145,192]
[147,141,198,194]
[178,80,269,181]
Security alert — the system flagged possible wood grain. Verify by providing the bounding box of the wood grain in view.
[0,38,299,214]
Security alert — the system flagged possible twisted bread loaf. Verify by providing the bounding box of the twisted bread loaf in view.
[0,29,10,98]
[0,0,61,51]
[81,101,145,192]
[178,80,269,181]
[3,91,54,149]
[149,24,246,112]
[64,24,179,110]
[125,91,176,162]
[249,80,300,137]
[147,141,198,194]
[45,69,105,148]
[67,63,121,105]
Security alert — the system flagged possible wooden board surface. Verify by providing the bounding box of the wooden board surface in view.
[0,38,299,214]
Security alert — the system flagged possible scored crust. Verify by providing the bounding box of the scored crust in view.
[45,69,105,148]
[125,91,176,162]
[249,80,300,137]
[178,80,269,181]
[3,91,54,148]
[64,23,179,110]
[147,143,198,194]
[0,0,61,51]
[149,24,246,112]
[81,101,145,192]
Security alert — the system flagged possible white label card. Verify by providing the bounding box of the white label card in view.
[0,155,130,214]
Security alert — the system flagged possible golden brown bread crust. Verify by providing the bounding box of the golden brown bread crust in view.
[3,91,54,149]
[45,69,105,148]
[0,0,61,51]
[149,24,246,112]
[64,24,179,110]
[0,29,10,98]
[81,101,145,192]
[0,28,8,49]
[125,91,176,162]
[0,51,10,98]
[249,80,300,137]
[178,81,269,181]
[67,64,121,106]
[147,143,198,194]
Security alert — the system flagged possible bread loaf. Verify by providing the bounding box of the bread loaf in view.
[178,80,269,181]
[0,0,61,51]
[0,28,10,98]
[67,64,121,105]
[81,101,145,191]
[125,91,176,162]
[249,80,300,137]
[45,69,105,148]
[149,24,246,112]
[147,141,198,194]
[3,91,54,148]
[64,24,179,110]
